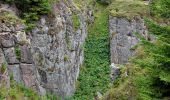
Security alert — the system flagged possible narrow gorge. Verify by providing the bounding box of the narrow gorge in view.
[0,0,169,100]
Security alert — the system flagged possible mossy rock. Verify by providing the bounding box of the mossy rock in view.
[108,0,149,20]
[0,10,22,25]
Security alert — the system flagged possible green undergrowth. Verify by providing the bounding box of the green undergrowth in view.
[102,19,170,100]
[15,45,21,61]
[0,79,60,100]
[71,3,110,100]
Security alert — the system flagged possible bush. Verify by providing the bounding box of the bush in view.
[151,0,170,18]
[2,0,51,30]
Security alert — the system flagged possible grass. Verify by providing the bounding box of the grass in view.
[71,0,150,99]
[15,45,21,61]
[72,14,80,30]
[0,9,22,25]
[71,3,110,100]
[0,63,7,73]
[102,64,140,100]
[108,0,149,19]
[0,79,60,100]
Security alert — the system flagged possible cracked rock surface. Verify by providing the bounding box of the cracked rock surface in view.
[0,0,87,97]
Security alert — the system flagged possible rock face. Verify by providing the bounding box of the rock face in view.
[0,0,87,98]
[31,1,87,97]
[109,16,149,64]
[110,63,120,81]
[0,4,42,94]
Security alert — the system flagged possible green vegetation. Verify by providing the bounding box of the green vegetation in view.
[1,0,169,99]
[64,55,69,62]
[2,0,51,30]
[0,10,21,24]
[0,81,59,100]
[72,3,110,100]
[0,63,7,74]
[133,19,170,100]
[103,0,170,99]
[0,79,40,100]
[103,19,170,100]
[0,77,59,100]
[15,45,21,61]
[72,14,80,30]
[151,0,170,19]
[108,0,148,19]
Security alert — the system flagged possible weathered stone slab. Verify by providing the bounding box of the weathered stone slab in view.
[20,63,36,87]
[4,47,19,64]
[1,34,15,48]
[0,48,5,65]
[109,16,147,64]
[20,45,32,63]
[8,64,22,83]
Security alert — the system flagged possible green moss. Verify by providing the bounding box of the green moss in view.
[0,10,22,25]
[73,0,90,11]
[108,0,149,19]
[0,63,7,74]
[64,55,69,61]
[72,14,80,30]
[15,45,21,61]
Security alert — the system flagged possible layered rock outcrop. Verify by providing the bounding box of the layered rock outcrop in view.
[31,0,87,97]
[109,16,149,64]
[0,3,43,95]
[0,0,87,98]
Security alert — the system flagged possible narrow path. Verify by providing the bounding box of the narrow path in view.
[72,4,110,100]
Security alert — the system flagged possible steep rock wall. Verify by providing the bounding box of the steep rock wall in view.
[31,0,87,97]
[109,16,149,64]
[0,0,87,98]
[0,3,40,94]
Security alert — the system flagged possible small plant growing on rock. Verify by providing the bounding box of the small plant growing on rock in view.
[64,55,69,61]
[15,45,21,61]
[0,63,7,74]
[72,14,80,30]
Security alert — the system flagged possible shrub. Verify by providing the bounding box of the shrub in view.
[151,0,170,18]
[2,0,51,30]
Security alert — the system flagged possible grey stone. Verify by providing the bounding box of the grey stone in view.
[0,24,11,32]
[109,16,148,64]
[0,1,88,98]
[30,1,87,97]
[15,24,25,31]
[0,48,6,65]
[110,63,120,81]
[4,47,19,64]
[20,63,36,87]
[1,34,15,48]
[8,64,22,83]
[15,31,28,45]
[20,45,32,63]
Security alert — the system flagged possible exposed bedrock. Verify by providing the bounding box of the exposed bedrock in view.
[30,1,87,97]
[0,0,88,98]
[109,16,152,64]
